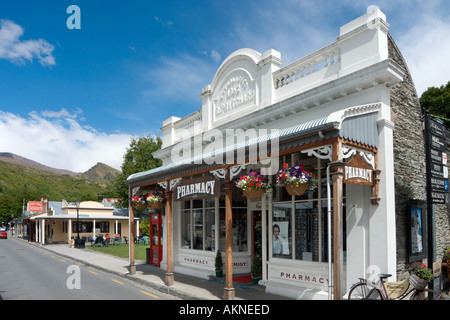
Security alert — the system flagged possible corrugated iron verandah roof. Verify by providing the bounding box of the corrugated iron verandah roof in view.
[126,104,380,187]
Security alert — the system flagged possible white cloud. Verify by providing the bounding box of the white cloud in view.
[0,19,55,66]
[396,13,450,95]
[0,109,131,172]
[138,53,216,110]
[153,16,173,27]
[210,49,221,63]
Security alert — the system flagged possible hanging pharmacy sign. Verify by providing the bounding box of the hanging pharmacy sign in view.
[344,154,373,186]
[175,176,221,201]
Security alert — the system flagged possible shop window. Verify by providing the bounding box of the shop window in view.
[272,154,346,263]
[180,187,249,252]
[218,208,247,252]
[193,209,203,250]
[72,221,93,233]
[181,209,191,248]
[205,208,215,251]
[114,223,122,235]
[272,203,292,258]
[180,199,217,251]
[100,221,109,233]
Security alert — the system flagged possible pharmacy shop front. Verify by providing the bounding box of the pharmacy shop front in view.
[126,8,401,300]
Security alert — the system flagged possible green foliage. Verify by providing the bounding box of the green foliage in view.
[251,256,261,276]
[420,81,450,129]
[139,218,150,236]
[410,262,433,281]
[87,244,147,261]
[110,135,163,207]
[0,160,107,222]
[215,250,223,270]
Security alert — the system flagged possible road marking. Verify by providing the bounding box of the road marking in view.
[88,270,98,275]
[139,290,159,299]
[112,279,124,285]
[60,259,66,263]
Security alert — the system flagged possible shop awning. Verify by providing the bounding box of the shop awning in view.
[127,103,380,186]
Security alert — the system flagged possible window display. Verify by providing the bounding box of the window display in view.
[272,203,291,258]
[271,155,344,263]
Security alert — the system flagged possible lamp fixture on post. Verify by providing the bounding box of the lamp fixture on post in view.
[74,198,85,248]
[76,198,80,240]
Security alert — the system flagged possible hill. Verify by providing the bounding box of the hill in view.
[0,153,121,200]
[0,160,104,200]
[0,152,78,176]
[0,152,120,186]
[80,162,121,187]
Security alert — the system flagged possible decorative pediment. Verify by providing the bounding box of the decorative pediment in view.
[212,68,257,123]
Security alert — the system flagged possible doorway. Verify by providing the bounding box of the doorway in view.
[252,210,262,259]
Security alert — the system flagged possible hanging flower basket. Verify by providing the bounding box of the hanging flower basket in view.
[149,201,164,210]
[243,189,265,200]
[134,201,148,211]
[235,169,272,201]
[409,272,429,290]
[146,191,166,210]
[277,163,318,196]
[285,183,309,196]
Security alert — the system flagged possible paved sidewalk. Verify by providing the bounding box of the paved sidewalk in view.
[33,241,290,300]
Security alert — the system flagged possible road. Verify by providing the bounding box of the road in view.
[0,237,178,300]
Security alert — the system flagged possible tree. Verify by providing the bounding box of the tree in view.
[110,135,162,207]
[139,218,150,236]
[420,81,450,129]
[0,189,41,223]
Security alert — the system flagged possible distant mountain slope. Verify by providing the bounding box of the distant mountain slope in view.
[0,160,106,199]
[0,152,78,176]
[0,153,121,199]
[80,162,121,187]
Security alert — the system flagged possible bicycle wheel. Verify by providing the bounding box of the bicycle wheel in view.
[410,288,445,300]
[348,283,383,300]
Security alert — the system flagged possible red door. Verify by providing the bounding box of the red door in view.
[150,213,163,267]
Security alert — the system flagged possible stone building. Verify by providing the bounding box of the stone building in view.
[389,34,450,277]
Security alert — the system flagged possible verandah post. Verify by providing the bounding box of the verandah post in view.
[224,167,235,299]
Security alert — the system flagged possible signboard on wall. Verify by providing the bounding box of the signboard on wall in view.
[27,201,43,212]
[425,116,449,204]
[343,154,373,186]
[175,176,221,201]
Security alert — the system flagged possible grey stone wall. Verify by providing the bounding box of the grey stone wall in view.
[389,34,449,278]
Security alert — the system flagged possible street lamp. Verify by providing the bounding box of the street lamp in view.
[76,198,80,240]
[74,198,85,248]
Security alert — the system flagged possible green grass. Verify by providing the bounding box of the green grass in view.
[86,243,148,262]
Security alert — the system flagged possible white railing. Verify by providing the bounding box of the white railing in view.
[273,42,341,89]
[173,109,202,131]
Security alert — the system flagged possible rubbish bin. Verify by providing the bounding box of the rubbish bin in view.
[146,248,150,264]
[74,238,85,249]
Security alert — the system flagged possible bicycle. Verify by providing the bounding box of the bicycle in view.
[348,272,445,300]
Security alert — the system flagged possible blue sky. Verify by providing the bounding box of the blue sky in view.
[0,0,449,172]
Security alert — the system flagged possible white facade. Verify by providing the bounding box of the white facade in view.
[128,8,405,299]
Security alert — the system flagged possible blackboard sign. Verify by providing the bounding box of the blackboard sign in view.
[425,116,449,204]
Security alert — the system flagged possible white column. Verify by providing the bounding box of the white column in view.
[371,117,396,280]
[68,219,72,242]
[136,220,140,237]
[261,194,268,282]
[35,220,38,243]
[41,219,45,245]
